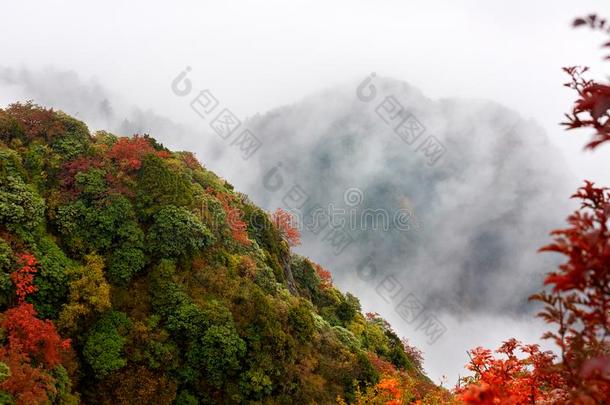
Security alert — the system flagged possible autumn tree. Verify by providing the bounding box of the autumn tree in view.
[1,303,71,368]
[337,377,403,405]
[530,182,610,402]
[459,14,610,404]
[0,252,72,404]
[210,189,251,246]
[58,254,111,332]
[563,15,610,150]
[107,135,156,171]
[11,253,38,303]
[313,263,332,289]
[0,349,55,405]
[271,208,301,247]
[457,339,562,404]
[0,102,65,143]
[5,253,71,365]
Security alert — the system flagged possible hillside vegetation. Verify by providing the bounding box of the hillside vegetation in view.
[0,102,447,404]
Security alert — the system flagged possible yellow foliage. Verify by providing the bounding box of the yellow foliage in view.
[59,254,111,331]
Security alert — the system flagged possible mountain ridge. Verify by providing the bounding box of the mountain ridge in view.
[0,101,450,404]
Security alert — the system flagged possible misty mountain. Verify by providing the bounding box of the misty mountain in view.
[0,67,574,318]
[238,75,573,316]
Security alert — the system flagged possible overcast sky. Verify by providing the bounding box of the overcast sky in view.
[2,0,609,383]
[3,0,609,185]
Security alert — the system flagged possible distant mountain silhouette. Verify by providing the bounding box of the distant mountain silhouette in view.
[240,75,573,315]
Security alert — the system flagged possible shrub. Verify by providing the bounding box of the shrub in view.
[107,246,146,286]
[58,254,111,331]
[136,154,194,217]
[83,311,132,378]
[0,175,45,232]
[187,324,246,388]
[146,206,213,260]
[0,239,14,307]
[31,236,73,319]
[271,208,301,247]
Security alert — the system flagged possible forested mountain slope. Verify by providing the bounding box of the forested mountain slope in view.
[0,102,448,404]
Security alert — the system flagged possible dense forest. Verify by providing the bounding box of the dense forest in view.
[0,101,454,404]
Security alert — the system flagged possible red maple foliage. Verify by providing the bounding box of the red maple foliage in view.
[367,352,398,376]
[562,15,610,150]
[313,263,332,289]
[0,348,55,405]
[458,339,563,404]
[458,16,610,404]
[210,189,251,246]
[1,303,71,368]
[0,252,71,404]
[4,102,65,141]
[458,186,610,404]
[5,252,70,367]
[562,66,610,149]
[11,253,38,303]
[531,181,610,402]
[156,150,172,159]
[402,337,424,371]
[60,156,105,194]
[271,208,301,247]
[107,135,156,171]
[181,151,202,170]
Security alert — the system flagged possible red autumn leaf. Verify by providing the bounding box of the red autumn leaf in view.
[11,253,38,303]
[107,135,156,171]
[271,208,301,247]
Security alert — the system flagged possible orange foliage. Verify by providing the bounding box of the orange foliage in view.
[457,339,561,404]
[313,263,332,289]
[107,135,156,171]
[458,17,610,404]
[0,252,71,404]
[11,253,38,303]
[1,303,71,368]
[156,150,172,159]
[458,184,610,404]
[377,378,403,405]
[209,189,251,246]
[271,208,301,246]
[180,151,201,170]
